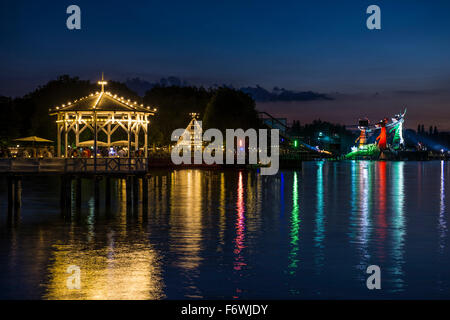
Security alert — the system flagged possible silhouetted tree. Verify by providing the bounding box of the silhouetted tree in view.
[203,87,259,133]
[0,75,140,143]
[143,86,213,145]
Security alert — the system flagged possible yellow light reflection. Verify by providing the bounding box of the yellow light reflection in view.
[44,241,164,300]
[169,170,203,271]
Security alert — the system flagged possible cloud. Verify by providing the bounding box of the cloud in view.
[126,77,334,103]
[125,77,189,96]
[256,89,450,130]
[240,85,333,102]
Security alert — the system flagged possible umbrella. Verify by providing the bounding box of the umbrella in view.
[14,136,53,158]
[111,140,136,147]
[77,140,108,147]
[14,136,53,143]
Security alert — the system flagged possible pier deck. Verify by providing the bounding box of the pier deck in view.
[0,158,148,175]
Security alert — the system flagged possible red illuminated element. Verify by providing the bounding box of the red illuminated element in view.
[377,161,387,261]
[376,118,388,150]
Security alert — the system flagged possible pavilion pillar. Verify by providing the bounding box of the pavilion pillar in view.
[127,114,131,159]
[57,121,61,157]
[64,113,68,158]
[75,113,80,147]
[107,121,111,149]
[94,111,97,172]
[144,121,148,158]
[135,125,139,153]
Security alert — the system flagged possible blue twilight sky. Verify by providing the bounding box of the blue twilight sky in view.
[1,0,450,127]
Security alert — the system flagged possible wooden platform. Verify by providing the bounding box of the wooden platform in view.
[0,158,149,175]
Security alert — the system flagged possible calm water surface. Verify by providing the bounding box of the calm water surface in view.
[0,161,449,299]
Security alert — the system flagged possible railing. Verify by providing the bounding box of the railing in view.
[0,158,149,174]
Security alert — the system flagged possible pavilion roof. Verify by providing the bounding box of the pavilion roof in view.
[49,91,157,114]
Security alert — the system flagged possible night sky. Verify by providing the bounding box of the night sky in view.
[1,0,450,128]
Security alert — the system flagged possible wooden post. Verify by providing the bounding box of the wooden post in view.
[107,122,111,148]
[126,176,132,209]
[94,175,101,210]
[14,177,22,208]
[57,117,61,157]
[105,177,111,209]
[7,176,14,213]
[127,114,131,163]
[60,175,66,210]
[135,121,139,153]
[75,177,82,209]
[133,175,139,208]
[66,176,72,212]
[75,113,80,147]
[142,175,148,219]
[94,111,97,172]
[142,175,148,206]
[64,113,68,158]
[60,175,71,217]
[144,118,148,158]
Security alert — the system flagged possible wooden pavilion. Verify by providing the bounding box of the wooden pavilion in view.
[49,74,156,158]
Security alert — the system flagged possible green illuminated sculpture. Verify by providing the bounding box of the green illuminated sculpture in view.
[345,109,406,159]
[345,143,380,159]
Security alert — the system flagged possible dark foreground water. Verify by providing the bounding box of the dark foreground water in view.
[0,161,449,299]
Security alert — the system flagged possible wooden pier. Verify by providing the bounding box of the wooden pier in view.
[0,158,151,219]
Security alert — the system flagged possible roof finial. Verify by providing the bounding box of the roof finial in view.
[98,72,107,92]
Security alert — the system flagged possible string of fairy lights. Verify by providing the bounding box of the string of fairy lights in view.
[49,91,157,113]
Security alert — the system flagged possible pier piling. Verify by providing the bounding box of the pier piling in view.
[60,175,72,218]
[75,177,82,209]
[133,175,139,206]
[126,176,132,209]
[94,175,101,209]
[13,177,22,208]
[7,176,15,215]
[142,175,148,208]
[105,177,111,209]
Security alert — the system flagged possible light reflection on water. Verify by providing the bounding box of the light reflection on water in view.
[390,161,405,291]
[314,161,325,275]
[0,161,449,299]
[44,239,164,300]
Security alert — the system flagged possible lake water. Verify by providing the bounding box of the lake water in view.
[0,161,449,299]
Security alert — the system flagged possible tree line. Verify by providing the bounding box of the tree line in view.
[0,75,260,147]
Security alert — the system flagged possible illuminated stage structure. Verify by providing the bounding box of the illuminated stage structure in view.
[356,118,369,148]
[174,113,203,152]
[346,110,406,159]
